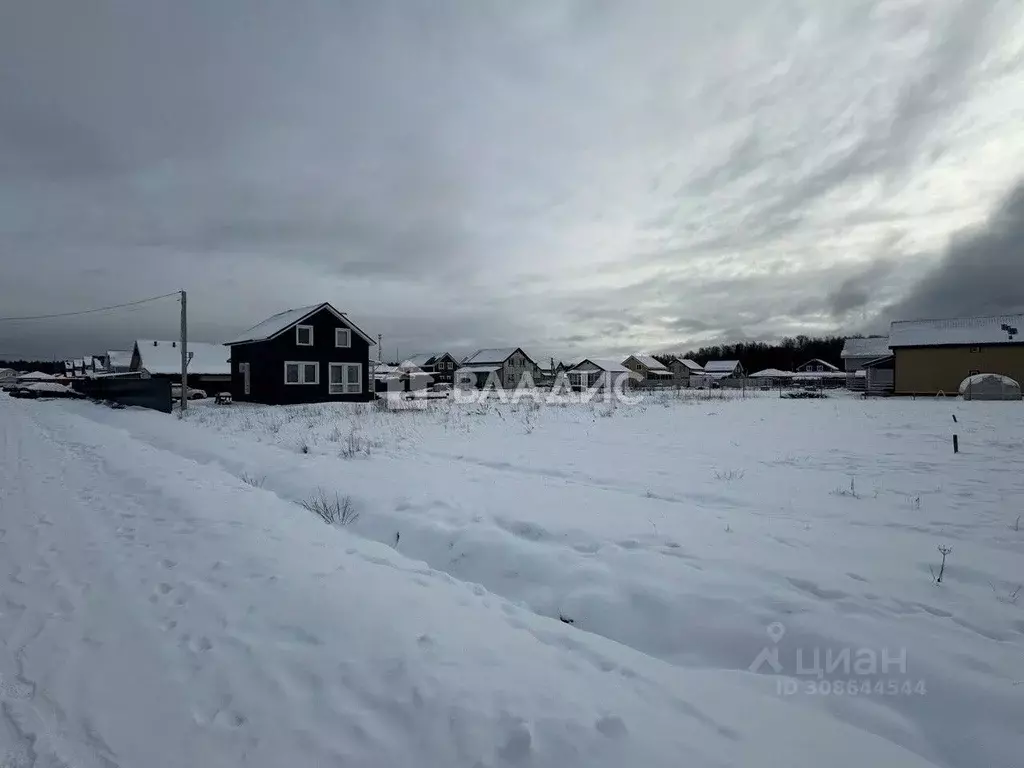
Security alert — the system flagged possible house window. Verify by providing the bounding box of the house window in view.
[329,363,362,394]
[335,328,351,348]
[285,361,318,384]
[969,346,981,353]
[296,325,314,346]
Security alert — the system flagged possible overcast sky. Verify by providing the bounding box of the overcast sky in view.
[2,0,1023,362]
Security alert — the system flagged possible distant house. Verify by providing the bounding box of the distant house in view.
[458,348,539,389]
[401,352,460,386]
[621,355,673,383]
[888,314,1024,396]
[131,339,232,394]
[225,302,375,404]
[749,368,794,387]
[795,358,839,373]
[567,359,634,392]
[666,356,703,385]
[841,337,891,372]
[702,360,745,382]
[107,350,132,373]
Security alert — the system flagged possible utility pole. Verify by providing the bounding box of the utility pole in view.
[180,290,188,413]
[377,333,382,362]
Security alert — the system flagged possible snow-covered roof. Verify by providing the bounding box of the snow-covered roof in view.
[749,368,794,378]
[672,357,704,371]
[704,360,740,373]
[841,337,891,359]
[401,353,436,368]
[107,350,132,369]
[24,381,71,394]
[17,371,56,381]
[798,358,839,371]
[571,359,631,373]
[134,340,231,375]
[226,302,376,346]
[792,371,848,380]
[889,314,1024,348]
[462,348,527,365]
[624,354,669,371]
[458,365,500,373]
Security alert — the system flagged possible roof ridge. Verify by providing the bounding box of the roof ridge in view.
[892,311,1024,325]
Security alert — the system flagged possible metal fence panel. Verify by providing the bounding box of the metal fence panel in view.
[71,376,173,413]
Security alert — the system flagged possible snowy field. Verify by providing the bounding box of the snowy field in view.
[1,391,1022,767]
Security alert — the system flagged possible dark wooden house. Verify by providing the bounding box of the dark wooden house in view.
[401,352,460,385]
[225,302,376,404]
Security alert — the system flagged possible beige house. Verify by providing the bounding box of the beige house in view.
[666,356,704,384]
[621,355,673,383]
[567,359,634,391]
[889,314,1024,395]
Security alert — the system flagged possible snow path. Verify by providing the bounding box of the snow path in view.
[0,396,946,767]
[42,398,1024,767]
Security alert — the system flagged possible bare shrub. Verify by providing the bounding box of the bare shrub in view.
[713,469,745,482]
[299,489,360,526]
[989,581,1021,605]
[831,477,860,498]
[930,545,952,584]
[240,472,265,488]
[341,427,371,459]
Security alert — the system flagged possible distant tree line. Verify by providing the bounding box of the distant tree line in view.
[0,360,64,374]
[654,335,849,374]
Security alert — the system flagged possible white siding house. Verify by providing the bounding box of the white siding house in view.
[567,359,634,391]
[621,355,673,383]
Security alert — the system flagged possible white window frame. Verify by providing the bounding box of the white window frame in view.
[335,328,351,348]
[240,362,251,395]
[296,325,314,346]
[284,361,319,385]
[329,362,362,395]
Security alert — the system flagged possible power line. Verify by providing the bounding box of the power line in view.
[0,292,181,323]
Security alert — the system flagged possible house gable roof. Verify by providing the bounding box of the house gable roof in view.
[672,357,704,371]
[570,358,631,373]
[462,347,536,366]
[622,354,669,371]
[133,340,231,375]
[841,336,891,359]
[107,350,132,369]
[225,302,376,346]
[704,360,741,373]
[401,353,436,368]
[797,358,839,371]
[888,314,1024,348]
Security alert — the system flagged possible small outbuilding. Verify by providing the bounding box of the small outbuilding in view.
[959,373,1022,401]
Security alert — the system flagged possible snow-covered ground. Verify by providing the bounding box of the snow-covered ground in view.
[1,391,1022,767]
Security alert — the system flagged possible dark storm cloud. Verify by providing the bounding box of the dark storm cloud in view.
[883,180,1024,322]
[828,260,898,316]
